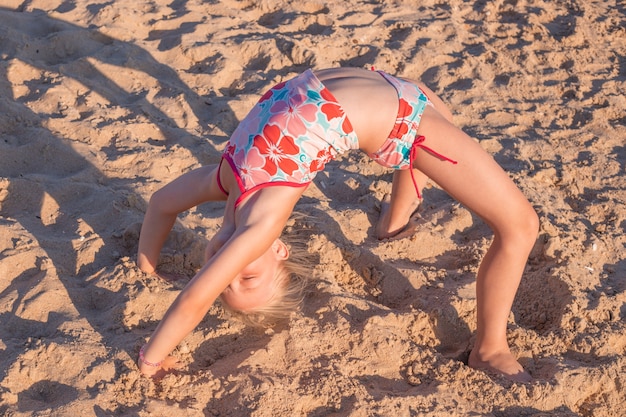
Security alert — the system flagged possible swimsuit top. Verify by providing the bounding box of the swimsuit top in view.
[218,69,359,207]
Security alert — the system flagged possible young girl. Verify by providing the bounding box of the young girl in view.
[136,67,538,383]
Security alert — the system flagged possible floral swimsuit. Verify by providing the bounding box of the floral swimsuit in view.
[219,69,456,206]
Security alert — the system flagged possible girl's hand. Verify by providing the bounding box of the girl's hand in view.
[137,355,182,379]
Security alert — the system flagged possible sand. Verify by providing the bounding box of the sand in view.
[0,0,624,415]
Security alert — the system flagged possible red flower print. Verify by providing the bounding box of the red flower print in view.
[341,116,354,135]
[309,148,334,173]
[237,147,272,186]
[320,88,335,102]
[253,124,300,176]
[320,91,354,134]
[376,149,406,169]
[389,98,414,139]
[320,102,343,121]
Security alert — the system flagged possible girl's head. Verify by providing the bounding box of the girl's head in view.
[219,238,310,327]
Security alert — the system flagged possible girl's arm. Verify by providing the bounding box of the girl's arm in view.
[137,165,225,274]
[138,185,305,376]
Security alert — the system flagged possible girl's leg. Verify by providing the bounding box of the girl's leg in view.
[411,107,539,382]
[378,81,454,240]
[376,168,427,239]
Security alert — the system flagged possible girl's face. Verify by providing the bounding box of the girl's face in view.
[219,240,288,311]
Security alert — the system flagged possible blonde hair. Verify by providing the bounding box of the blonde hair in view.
[220,235,312,328]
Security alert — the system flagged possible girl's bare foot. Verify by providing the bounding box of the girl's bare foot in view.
[468,349,532,383]
[376,195,421,240]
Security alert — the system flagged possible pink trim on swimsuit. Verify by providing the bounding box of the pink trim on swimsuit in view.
[216,159,228,196]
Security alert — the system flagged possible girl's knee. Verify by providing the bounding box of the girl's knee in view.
[502,202,539,249]
[523,206,540,247]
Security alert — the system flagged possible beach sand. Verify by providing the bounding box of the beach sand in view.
[0,0,624,415]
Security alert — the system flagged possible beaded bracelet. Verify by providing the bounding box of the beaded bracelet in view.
[139,345,163,367]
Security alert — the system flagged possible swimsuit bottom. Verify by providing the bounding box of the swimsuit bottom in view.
[370,71,457,198]
[219,69,456,206]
